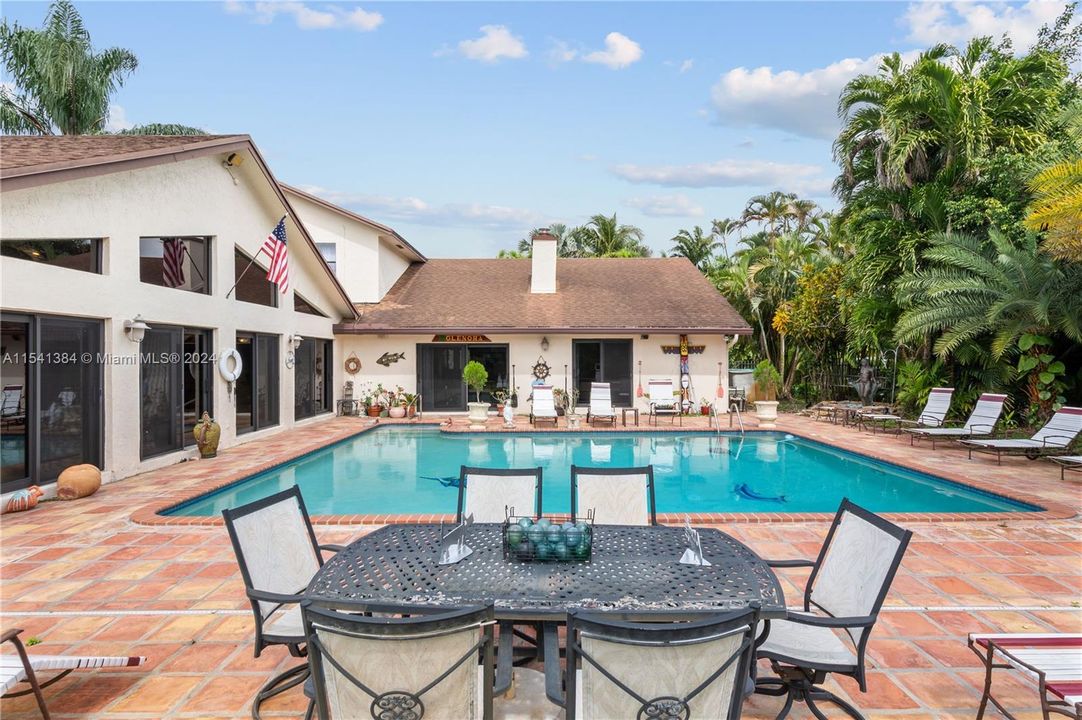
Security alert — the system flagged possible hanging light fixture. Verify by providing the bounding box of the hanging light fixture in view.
[540,336,550,351]
[123,315,151,344]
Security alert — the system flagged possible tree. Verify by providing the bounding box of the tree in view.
[668,226,719,270]
[0,1,204,135]
[513,223,582,258]
[118,123,207,136]
[575,214,650,257]
[894,231,1082,418]
[1026,103,1082,261]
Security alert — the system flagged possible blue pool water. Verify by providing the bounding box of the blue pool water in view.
[165,428,1039,516]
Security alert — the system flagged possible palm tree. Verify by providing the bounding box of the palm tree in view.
[576,214,650,257]
[0,1,203,135]
[1026,103,1082,262]
[669,226,719,270]
[710,218,741,260]
[894,231,1082,417]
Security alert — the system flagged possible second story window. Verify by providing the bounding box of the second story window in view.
[317,242,336,274]
[140,237,210,294]
[233,247,278,307]
[1,238,102,274]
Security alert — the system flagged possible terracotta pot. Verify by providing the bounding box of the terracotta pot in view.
[700,407,710,416]
[57,464,102,500]
[406,406,417,418]
[366,406,382,418]
[496,404,505,416]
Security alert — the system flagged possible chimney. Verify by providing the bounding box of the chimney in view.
[530,228,557,294]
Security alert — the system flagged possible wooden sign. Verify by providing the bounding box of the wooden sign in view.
[432,334,491,343]
[661,345,705,354]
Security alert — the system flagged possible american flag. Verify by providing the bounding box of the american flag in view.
[162,238,186,288]
[260,217,290,294]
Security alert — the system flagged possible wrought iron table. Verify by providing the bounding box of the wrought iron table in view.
[306,523,786,621]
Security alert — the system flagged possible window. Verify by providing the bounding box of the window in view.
[236,332,279,433]
[295,338,332,420]
[233,248,278,307]
[1,239,102,274]
[317,243,336,274]
[573,340,634,407]
[1,314,103,492]
[294,293,327,317]
[140,326,213,460]
[140,237,210,294]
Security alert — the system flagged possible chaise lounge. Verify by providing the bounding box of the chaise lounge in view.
[530,385,559,427]
[904,393,1007,449]
[961,407,1082,464]
[859,387,953,434]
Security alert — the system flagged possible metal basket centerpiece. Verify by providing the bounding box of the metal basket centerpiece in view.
[502,511,593,562]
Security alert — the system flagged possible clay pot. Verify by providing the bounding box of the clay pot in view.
[192,412,221,459]
[388,406,406,419]
[57,464,102,500]
[366,406,382,418]
[5,485,43,513]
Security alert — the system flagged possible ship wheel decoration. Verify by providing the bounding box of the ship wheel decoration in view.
[532,357,551,381]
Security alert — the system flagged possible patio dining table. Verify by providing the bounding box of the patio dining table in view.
[306,523,787,704]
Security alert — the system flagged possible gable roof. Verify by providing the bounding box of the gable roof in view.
[280,184,426,263]
[0,134,358,320]
[335,257,752,335]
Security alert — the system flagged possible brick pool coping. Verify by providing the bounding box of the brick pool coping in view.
[130,417,1076,527]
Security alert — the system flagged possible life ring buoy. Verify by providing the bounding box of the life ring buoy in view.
[344,356,362,375]
[219,348,243,382]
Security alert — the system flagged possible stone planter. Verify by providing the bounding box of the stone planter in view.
[467,402,490,429]
[754,400,779,429]
[388,406,406,419]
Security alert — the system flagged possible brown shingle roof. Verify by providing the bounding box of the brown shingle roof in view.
[0,134,248,176]
[336,257,752,334]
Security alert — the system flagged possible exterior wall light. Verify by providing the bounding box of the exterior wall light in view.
[123,315,151,344]
[289,334,304,350]
[541,336,550,351]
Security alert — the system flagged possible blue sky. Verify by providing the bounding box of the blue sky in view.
[2,1,1069,256]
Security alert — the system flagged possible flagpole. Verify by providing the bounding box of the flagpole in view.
[225,216,285,299]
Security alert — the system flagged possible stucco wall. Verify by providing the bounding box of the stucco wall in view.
[334,333,733,414]
[1,152,343,483]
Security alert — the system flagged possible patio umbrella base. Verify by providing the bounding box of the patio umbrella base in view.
[252,662,309,720]
[755,673,864,720]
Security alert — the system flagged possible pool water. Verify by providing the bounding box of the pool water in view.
[165,428,1038,516]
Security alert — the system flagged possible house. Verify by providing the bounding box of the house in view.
[0,134,751,501]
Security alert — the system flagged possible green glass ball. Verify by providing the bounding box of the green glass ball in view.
[536,517,552,529]
[535,542,552,560]
[552,541,569,561]
[517,539,534,559]
[573,540,590,558]
[517,517,534,530]
[563,527,582,546]
[506,525,524,547]
[545,525,562,544]
[526,525,545,545]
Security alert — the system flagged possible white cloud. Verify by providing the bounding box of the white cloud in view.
[297,186,543,230]
[624,194,704,218]
[547,39,578,65]
[225,2,383,31]
[583,32,643,70]
[612,158,826,189]
[679,59,694,74]
[901,0,1067,47]
[458,25,528,63]
[710,52,919,139]
[104,104,133,132]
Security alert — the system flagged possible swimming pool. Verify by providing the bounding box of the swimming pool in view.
[165,428,1039,516]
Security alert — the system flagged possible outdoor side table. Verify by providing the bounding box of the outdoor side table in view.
[621,408,640,427]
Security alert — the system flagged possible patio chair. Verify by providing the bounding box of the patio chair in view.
[2,628,146,720]
[754,499,913,719]
[222,485,346,719]
[904,393,1008,449]
[1,385,23,427]
[962,407,1082,464]
[647,379,681,425]
[967,632,1082,720]
[586,383,616,426]
[530,385,558,427]
[571,465,657,526]
[457,466,542,523]
[301,600,496,720]
[1051,456,1082,481]
[564,609,759,720]
[859,387,953,434]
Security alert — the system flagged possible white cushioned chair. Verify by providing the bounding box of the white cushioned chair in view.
[571,465,656,526]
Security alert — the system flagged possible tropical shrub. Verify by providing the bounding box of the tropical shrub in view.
[894,360,949,416]
[462,361,488,403]
[752,360,782,401]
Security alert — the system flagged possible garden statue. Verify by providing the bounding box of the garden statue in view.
[503,400,515,428]
[193,411,221,458]
[853,359,879,406]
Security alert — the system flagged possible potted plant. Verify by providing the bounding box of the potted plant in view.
[563,388,582,429]
[492,388,509,416]
[699,398,713,416]
[462,361,490,428]
[400,391,419,418]
[388,385,407,418]
[553,388,568,416]
[752,360,782,428]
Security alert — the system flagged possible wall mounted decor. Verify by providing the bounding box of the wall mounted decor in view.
[376,352,406,367]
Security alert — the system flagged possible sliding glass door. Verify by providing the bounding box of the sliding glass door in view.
[140,325,212,459]
[573,340,633,407]
[1,314,102,491]
[236,332,279,433]
[295,338,332,420]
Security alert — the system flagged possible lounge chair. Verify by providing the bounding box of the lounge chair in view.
[457,466,542,522]
[859,387,954,434]
[968,632,1082,720]
[1051,456,1082,481]
[301,600,496,720]
[2,628,146,720]
[962,406,1082,464]
[904,393,1007,449]
[647,379,681,426]
[571,465,657,526]
[1,385,23,428]
[754,499,913,719]
[530,385,558,427]
[586,382,617,426]
[563,608,758,719]
[222,485,346,719]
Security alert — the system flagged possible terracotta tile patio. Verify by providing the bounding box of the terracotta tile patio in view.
[1,412,1079,718]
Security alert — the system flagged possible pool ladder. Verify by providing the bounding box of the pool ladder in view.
[723,402,745,436]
